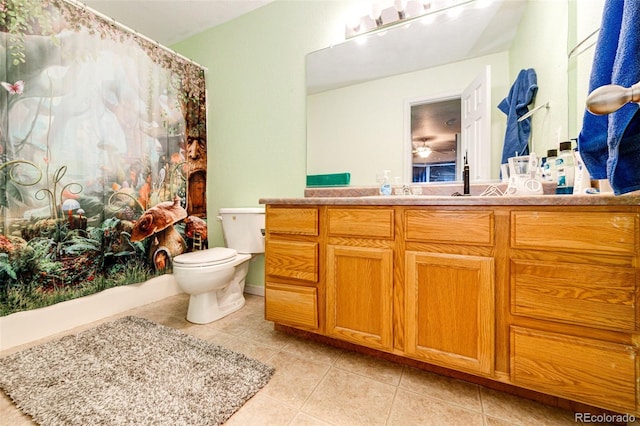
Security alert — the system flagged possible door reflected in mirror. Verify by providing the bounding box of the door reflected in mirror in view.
[411,99,461,183]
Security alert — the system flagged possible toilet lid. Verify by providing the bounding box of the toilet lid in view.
[173,247,237,266]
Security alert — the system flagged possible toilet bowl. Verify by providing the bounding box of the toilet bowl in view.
[172,207,265,324]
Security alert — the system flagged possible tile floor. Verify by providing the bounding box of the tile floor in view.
[0,293,634,425]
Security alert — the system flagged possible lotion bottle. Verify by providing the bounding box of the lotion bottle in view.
[556,141,575,194]
[379,170,392,195]
[573,149,592,194]
[544,149,557,183]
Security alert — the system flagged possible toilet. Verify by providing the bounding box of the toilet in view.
[172,207,265,324]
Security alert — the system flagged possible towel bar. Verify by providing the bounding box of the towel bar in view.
[568,28,600,59]
[518,101,550,122]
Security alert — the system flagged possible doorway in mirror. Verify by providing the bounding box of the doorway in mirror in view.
[404,66,491,184]
[411,98,461,183]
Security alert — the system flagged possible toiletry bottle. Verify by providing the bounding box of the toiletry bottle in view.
[555,141,575,194]
[379,170,392,195]
[463,152,470,195]
[573,149,592,194]
[544,149,557,183]
[537,156,547,181]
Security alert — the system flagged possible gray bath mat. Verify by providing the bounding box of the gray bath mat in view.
[0,316,274,425]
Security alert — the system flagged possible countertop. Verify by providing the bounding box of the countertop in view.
[259,184,640,206]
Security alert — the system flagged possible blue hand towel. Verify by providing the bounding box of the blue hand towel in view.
[578,0,640,195]
[498,68,538,164]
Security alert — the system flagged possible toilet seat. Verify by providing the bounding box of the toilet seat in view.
[173,247,238,268]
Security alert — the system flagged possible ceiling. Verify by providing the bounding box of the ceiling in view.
[82,0,273,46]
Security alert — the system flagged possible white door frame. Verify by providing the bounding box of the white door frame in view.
[402,92,461,184]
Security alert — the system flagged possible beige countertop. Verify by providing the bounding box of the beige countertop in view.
[260,184,640,206]
[259,194,640,206]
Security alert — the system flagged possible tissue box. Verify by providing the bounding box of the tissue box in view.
[306,173,351,187]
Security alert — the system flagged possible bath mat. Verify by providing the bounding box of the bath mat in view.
[0,316,274,425]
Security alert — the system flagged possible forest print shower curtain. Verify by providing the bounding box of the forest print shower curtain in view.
[0,0,207,315]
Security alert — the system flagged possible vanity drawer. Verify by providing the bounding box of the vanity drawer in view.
[265,283,318,329]
[511,211,638,255]
[510,326,636,412]
[328,208,394,239]
[266,240,318,282]
[267,207,318,236]
[511,260,637,331]
[405,210,493,245]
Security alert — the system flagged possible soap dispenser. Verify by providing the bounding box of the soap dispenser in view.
[379,170,392,195]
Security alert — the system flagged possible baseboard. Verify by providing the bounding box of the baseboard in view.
[0,274,183,352]
[244,283,265,297]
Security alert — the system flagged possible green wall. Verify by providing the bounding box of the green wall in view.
[508,0,569,156]
[172,1,357,287]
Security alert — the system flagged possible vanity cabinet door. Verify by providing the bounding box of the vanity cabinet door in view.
[326,244,394,351]
[405,251,495,375]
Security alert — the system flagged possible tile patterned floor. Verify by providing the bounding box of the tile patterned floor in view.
[0,294,635,425]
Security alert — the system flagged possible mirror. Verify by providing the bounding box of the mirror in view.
[306,0,603,187]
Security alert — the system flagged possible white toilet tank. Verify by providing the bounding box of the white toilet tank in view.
[218,207,265,254]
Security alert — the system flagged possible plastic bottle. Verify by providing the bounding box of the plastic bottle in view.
[555,141,575,194]
[379,170,392,195]
[543,149,557,183]
[538,157,547,181]
[573,149,592,194]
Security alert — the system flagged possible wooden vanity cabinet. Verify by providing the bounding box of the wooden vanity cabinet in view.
[264,202,640,415]
[264,206,321,331]
[325,207,395,351]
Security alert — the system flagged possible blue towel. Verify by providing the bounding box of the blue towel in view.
[578,0,640,195]
[498,68,538,164]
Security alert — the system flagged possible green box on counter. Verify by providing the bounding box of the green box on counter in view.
[306,173,351,187]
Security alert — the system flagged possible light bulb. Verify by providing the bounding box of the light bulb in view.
[370,3,383,27]
[347,14,361,32]
[394,0,407,19]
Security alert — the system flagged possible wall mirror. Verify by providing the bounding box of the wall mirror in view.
[306,0,602,187]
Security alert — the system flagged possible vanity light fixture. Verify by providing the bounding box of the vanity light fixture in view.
[346,0,480,39]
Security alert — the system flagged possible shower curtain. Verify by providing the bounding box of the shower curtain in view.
[0,0,207,315]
